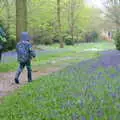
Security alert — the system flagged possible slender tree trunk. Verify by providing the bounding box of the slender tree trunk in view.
[57,0,64,48]
[70,0,75,42]
[16,0,27,41]
[5,0,10,33]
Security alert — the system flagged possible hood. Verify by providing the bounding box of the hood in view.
[20,32,31,41]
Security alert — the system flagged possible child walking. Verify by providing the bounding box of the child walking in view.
[15,32,36,84]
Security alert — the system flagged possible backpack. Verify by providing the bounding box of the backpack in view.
[17,42,30,63]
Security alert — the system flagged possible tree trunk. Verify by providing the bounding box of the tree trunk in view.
[70,0,75,42]
[5,0,10,33]
[57,0,64,48]
[16,0,27,41]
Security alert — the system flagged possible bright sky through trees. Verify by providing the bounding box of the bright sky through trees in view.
[85,0,105,10]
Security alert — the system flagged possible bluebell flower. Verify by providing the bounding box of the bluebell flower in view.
[98,72,102,76]
[72,113,79,120]
[97,109,104,117]
[91,95,96,102]
[90,115,94,120]
[81,116,86,120]
[79,100,84,107]
[109,116,113,120]
[109,74,117,79]
[115,66,120,72]
[111,93,117,98]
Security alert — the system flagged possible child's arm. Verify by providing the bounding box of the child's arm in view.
[29,44,36,58]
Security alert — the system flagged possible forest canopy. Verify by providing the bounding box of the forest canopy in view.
[0,0,102,49]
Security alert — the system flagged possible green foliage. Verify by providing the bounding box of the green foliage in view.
[28,0,101,45]
[64,35,74,45]
[114,30,120,50]
[91,31,99,42]
[84,31,99,43]
[0,62,17,72]
[28,0,56,45]
[32,23,54,45]
[0,0,102,48]
[5,35,16,51]
[0,22,16,51]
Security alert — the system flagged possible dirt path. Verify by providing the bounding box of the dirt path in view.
[0,67,61,100]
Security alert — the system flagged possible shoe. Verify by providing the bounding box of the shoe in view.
[15,78,19,84]
[28,80,32,83]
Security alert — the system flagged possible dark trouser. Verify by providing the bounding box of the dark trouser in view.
[15,61,32,82]
[0,50,2,62]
